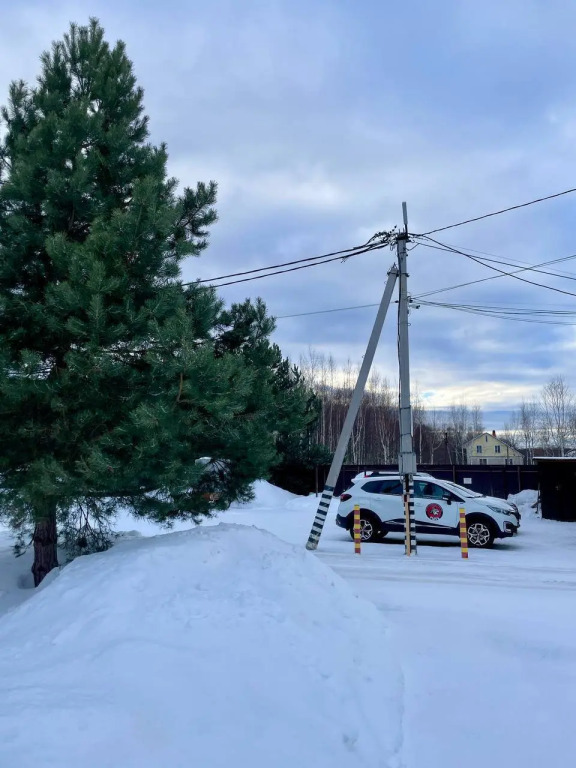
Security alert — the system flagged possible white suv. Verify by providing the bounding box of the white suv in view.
[336,472,520,548]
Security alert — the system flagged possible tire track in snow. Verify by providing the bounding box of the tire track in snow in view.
[318,559,576,592]
[386,658,407,768]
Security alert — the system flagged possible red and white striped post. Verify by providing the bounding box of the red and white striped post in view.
[458,507,469,559]
[353,504,361,555]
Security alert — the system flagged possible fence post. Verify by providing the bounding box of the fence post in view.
[458,507,469,559]
[353,504,361,555]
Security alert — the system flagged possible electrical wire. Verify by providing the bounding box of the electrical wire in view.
[195,243,388,288]
[423,301,576,317]
[184,235,394,288]
[420,238,576,283]
[418,239,576,281]
[276,302,381,319]
[418,299,576,326]
[422,238,576,299]
[414,186,576,237]
[412,238,576,299]
[275,297,576,324]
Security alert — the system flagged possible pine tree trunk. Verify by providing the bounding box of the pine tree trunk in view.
[32,507,58,587]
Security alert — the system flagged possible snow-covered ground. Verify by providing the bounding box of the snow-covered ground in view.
[1,481,575,767]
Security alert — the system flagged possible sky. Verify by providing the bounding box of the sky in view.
[2,1,576,429]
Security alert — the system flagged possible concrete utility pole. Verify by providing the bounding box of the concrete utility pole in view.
[397,203,418,556]
[305,264,399,551]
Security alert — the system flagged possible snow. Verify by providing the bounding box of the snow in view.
[1,481,576,767]
[0,522,401,768]
[512,488,540,517]
[231,478,301,507]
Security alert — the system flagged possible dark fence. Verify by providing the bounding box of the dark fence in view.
[274,463,539,499]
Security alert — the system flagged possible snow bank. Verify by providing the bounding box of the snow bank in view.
[231,478,301,508]
[509,489,539,518]
[0,524,401,768]
[110,480,302,538]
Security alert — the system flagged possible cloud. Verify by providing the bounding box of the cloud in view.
[3,1,576,419]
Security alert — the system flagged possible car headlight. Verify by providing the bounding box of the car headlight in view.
[487,504,513,516]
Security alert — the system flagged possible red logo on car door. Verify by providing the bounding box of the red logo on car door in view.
[426,503,443,519]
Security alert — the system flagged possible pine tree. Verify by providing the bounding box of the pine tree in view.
[215,298,327,490]
[0,20,287,584]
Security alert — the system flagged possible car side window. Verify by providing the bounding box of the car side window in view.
[415,481,445,499]
[379,480,403,496]
[362,480,384,494]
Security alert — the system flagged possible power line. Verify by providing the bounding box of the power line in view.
[276,295,576,325]
[420,239,576,280]
[419,299,576,326]
[413,186,576,237]
[421,238,576,299]
[420,237,576,280]
[197,243,387,288]
[412,239,576,299]
[274,295,576,326]
[425,301,576,316]
[185,235,394,288]
[276,302,380,319]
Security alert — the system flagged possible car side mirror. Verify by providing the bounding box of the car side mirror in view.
[442,493,452,505]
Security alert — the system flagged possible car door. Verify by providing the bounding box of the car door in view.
[355,478,404,530]
[413,480,459,533]
[375,478,404,530]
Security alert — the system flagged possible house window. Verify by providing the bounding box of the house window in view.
[476,445,482,454]
[505,459,513,465]
[479,458,488,465]
[495,445,501,454]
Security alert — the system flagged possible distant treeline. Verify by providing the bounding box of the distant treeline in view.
[299,351,576,464]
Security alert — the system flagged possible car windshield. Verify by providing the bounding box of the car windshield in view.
[444,481,483,498]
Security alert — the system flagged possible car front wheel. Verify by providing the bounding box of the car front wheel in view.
[467,520,494,548]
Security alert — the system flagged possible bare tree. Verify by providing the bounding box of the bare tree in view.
[540,376,575,457]
[420,408,448,464]
[518,400,539,463]
[371,372,396,463]
[449,405,470,463]
[471,405,484,436]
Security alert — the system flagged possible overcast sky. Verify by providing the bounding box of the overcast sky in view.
[2,1,576,428]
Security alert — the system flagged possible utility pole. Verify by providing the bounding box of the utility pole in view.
[306,263,399,551]
[397,203,417,556]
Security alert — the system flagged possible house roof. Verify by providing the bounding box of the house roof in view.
[534,456,576,462]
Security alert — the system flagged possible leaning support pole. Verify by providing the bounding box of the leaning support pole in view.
[306,264,399,550]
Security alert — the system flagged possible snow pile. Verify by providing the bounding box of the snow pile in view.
[231,478,300,508]
[0,524,401,768]
[509,489,539,518]
[110,481,302,539]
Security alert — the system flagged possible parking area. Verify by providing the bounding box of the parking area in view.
[223,486,576,768]
[1,484,576,767]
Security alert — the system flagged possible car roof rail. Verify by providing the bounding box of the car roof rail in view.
[357,470,433,478]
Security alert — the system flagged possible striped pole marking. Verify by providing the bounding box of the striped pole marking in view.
[306,485,335,550]
[404,476,417,556]
[353,505,361,554]
[458,507,469,559]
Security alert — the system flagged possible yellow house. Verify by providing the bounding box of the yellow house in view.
[464,431,523,466]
